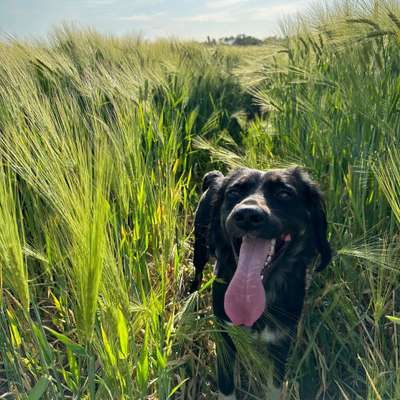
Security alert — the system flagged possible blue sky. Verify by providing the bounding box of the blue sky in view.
[0,0,310,40]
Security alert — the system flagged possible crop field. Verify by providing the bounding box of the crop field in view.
[1,1,400,399]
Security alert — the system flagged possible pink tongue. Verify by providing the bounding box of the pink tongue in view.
[224,236,274,327]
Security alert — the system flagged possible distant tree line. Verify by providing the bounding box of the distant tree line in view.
[206,34,284,46]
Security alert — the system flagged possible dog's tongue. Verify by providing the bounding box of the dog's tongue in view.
[224,236,274,327]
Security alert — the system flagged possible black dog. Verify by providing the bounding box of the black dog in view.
[191,167,331,399]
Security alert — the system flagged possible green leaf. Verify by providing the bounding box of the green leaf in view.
[44,326,86,356]
[67,347,80,383]
[31,323,53,364]
[116,307,129,359]
[101,325,116,366]
[386,315,400,324]
[168,378,189,399]
[28,376,50,400]
[6,309,21,348]
[199,275,217,293]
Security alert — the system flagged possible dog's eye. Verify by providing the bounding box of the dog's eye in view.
[275,189,294,200]
[226,189,241,199]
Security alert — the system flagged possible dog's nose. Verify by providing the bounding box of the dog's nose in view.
[233,206,266,230]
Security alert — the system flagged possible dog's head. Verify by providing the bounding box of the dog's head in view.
[218,167,331,271]
[192,167,332,326]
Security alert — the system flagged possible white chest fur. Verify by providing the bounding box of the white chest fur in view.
[256,326,284,344]
[224,321,284,344]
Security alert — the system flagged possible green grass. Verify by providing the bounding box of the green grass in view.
[1,1,400,398]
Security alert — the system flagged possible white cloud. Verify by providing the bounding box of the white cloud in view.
[176,1,306,24]
[119,12,165,22]
[205,0,249,9]
[119,15,153,21]
[248,2,307,20]
[84,0,117,6]
[176,12,237,23]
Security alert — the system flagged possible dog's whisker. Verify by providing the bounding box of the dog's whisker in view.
[265,305,302,321]
[230,240,239,265]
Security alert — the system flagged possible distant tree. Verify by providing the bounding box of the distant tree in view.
[219,36,236,45]
[233,34,262,46]
[207,34,282,47]
[217,34,262,46]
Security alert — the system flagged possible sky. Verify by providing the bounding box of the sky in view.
[0,0,310,41]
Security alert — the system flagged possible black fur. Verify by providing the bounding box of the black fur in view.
[191,167,332,397]
[190,171,224,293]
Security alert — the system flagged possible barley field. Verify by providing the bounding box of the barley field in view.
[1,1,400,399]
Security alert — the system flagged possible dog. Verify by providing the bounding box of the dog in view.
[190,167,332,399]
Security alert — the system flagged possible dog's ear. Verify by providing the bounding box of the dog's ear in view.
[294,168,332,272]
[190,170,224,292]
